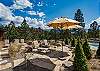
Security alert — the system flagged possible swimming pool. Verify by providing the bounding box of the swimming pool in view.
[89,42,99,49]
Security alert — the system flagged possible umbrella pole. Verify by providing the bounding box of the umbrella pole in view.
[61,25,63,58]
[55,29,56,43]
[62,37,63,57]
[99,27,100,43]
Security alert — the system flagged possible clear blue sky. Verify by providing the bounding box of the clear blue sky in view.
[46,0,100,27]
[0,0,99,28]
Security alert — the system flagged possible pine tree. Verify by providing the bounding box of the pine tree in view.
[71,38,75,47]
[74,40,89,71]
[74,9,85,28]
[90,21,98,38]
[65,38,69,45]
[19,19,32,40]
[96,42,100,57]
[82,40,92,60]
[0,24,4,29]
[6,21,18,42]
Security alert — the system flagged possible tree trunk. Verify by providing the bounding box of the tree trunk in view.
[10,57,14,69]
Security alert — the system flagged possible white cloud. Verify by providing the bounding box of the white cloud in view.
[13,16,24,24]
[27,11,45,17]
[24,17,51,29]
[37,2,43,7]
[27,11,37,15]
[37,11,45,17]
[53,3,56,6]
[86,17,100,29]
[90,17,100,25]
[0,3,48,29]
[0,3,14,21]
[25,17,44,28]
[10,0,32,9]
[95,17,100,24]
[35,19,52,29]
[25,17,42,25]
[0,3,24,25]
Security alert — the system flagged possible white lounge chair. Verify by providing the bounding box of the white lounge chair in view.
[20,39,24,43]
[4,39,10,47]
[41,40,50,48]
[0,50,9,58]
[14,39,19,43]
[32,40,40,52]
[44,40,48,46]
[0,60,8,65]
[33,40,40,48]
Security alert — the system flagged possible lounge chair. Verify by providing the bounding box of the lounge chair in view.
[24,41,33,53]
[0,59,8,65]
[41,40,50,48]
[3,39,10,49]
[32,40,40,52]
[33,40,50,53]
[33,40,40,48]
[0,50,10,58]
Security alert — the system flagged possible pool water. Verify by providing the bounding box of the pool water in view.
[89,42,99,49]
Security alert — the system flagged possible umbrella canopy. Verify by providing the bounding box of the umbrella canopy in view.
[63,25,83,30]
[48,17,80,29]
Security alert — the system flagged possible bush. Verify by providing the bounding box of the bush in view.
[96,42,100,57]
[71,38,75,47]
[82,40,92,60]
[65,38,69,45]
[74,40,89,71]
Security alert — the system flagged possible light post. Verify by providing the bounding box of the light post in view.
[99,26,100,43]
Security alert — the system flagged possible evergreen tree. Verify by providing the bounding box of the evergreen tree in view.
[74,9,85,28]
[5,21,18,42]
[96,42,100,58]
[90,21,98,30]
[19,19,32,40]
[90,21,98,38]
[0,24,4,29]
[74,40,89,71]
[82,40,92,60]
[71,38,75,47]
[65,38,69,45]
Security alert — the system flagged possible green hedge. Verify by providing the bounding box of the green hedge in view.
[96,42,100,57]
[74,40,89,71]
[82,40,92,60]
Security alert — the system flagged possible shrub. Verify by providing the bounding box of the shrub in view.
[82,40,92,60]
[65,38,69,45]
[74,40,89,71]
[96,42,100,57]
[71,38,75,47]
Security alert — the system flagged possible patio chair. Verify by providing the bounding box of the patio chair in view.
[32,40,40,52]
[0,59,8,65]
[14,39,19,44]
[33,40,40,48]
[0,50,10,58]
[33,40,51,53]
[42,40,50,48]
[23,41,33,53]
[3,39,10,49]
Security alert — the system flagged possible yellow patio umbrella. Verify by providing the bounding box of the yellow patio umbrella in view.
[48,17,80,58]
[63,25,83,30]
[48,17,80,29]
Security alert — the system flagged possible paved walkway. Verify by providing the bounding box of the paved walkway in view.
[0,58,25,70]
[0,45,72,71]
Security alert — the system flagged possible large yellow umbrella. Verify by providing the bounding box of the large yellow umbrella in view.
[48,17,80,58]
[63,25,83,30]
[48,17,80,29]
